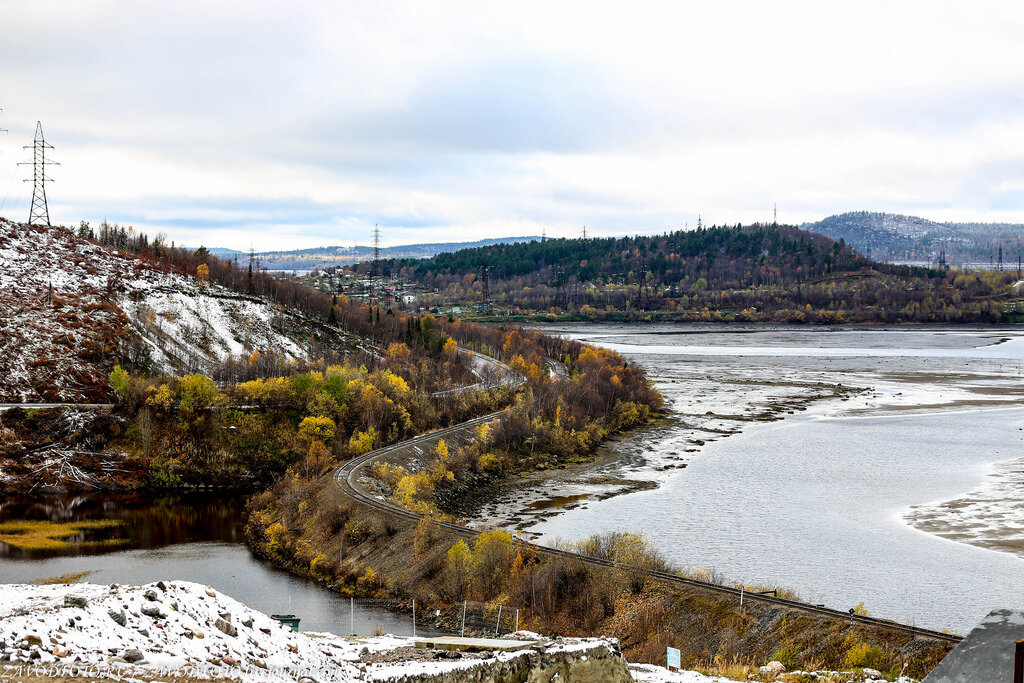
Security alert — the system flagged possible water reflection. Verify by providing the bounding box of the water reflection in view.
[0,492,244,558]
[0,492,441,636]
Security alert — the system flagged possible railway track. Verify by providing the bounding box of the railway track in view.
[332,398,962,647]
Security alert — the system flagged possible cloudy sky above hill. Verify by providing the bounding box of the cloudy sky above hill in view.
[2,1,1023,250]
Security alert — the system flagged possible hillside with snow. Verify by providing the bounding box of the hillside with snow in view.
[803,211,1023,265]
[0,219,350,402]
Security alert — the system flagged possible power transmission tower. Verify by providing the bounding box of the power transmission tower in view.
[638,254,647,310]
[19,121,58,226]
[541,227,546,243]
[938,247,947,269]
[372,224,381,278]
[582,225,587,241]
[773,203,777,226]
[478,263,490,307]
[998,244,1004,272]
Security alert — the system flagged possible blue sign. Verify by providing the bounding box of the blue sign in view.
[666,646,681,669]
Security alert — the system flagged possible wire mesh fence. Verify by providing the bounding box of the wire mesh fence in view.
[338,598,521,638]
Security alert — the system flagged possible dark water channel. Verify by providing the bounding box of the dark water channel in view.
[0,492,437,636]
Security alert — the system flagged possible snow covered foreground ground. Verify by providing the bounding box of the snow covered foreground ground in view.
[0,581,713,682]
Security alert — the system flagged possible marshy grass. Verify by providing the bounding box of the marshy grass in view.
[0,519,127,551]
[31,570,97,584]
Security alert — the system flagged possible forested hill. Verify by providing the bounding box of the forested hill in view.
[365,223,1022,324]
[373,224,867,289]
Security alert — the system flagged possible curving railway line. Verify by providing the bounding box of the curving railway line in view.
[332,388,962,647]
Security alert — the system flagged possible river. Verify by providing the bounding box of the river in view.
[518,324,1024,634]
[0,492,432,636]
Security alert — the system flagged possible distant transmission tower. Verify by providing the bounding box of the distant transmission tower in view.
[998,244,1004,272]
[478,263,490,305]
[773,203,777,226]
[938,247,947,269]
[372,224,381,278]
[19,121,58,226]
[582,225,587,241]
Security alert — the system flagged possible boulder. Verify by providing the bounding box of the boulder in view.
[143,590,159,602]
[108,609,126,627]
[122,649,144,663]
[222,655,238,666]
[140,605,162,618]
[214,618,237,637]
[63,595,88,608]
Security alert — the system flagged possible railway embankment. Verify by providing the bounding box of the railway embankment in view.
[246,409,957,679]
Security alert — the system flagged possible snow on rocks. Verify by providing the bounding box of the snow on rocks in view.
[0,582,626,682]
[628,662,735,682]
[0,219,318,402]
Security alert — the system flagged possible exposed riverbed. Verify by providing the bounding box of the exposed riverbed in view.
[489,325,1024,633]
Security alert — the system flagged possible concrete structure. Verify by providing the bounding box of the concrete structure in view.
[413,637,537,652]
[923,609,1024,682]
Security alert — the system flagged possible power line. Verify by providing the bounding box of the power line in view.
[18,121,58,226]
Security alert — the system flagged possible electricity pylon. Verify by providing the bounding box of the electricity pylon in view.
[19,121,58,226]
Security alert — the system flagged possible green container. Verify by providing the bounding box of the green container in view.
[271,614,301,632]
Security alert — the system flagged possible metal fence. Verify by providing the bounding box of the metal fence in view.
[339,598,520,638]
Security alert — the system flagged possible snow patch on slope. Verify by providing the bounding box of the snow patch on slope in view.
[0,219,325,401]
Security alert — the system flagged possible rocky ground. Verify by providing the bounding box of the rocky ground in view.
[0,581,635,682]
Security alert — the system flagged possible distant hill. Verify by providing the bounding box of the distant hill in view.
[246,236,542,271]
[377,223,863,288]
[802,211,1024,265]
[367,223,1018,323]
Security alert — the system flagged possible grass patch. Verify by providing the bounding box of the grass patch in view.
[0,519,127,551]
[30,570,98,585]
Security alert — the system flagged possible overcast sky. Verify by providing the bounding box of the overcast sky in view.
[2,1,1024,250]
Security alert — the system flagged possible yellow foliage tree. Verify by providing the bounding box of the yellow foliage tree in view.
[349,427,378,455]
[445,540,473,599]
[442,337,458,358]
[297,416,336,446]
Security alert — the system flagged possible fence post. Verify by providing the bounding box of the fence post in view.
[740,587,744,608]
[413,599,416,638]
[350,597,354,635]
[495,605,503,636]
[515,609,519,633]
[461,601,467,637]
[1015,639,1024,683]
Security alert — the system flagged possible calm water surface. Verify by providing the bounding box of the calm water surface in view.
[0,493,433,636]
[532,325,1024,633]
